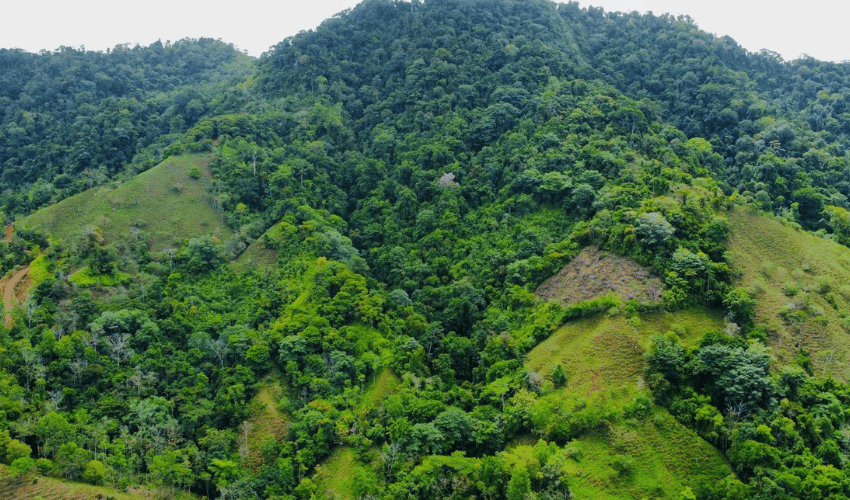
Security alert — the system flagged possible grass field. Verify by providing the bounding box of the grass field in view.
[727,206,850,379]
[19,154,230,252]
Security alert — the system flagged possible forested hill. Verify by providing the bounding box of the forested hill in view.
[5,0,850,499]
[0,38,253,215]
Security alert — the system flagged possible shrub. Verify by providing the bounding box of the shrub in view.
[551,363,568,387]
[9,457,35,476]
[35,458,53,475]
[610,454,634,475]
[82,459,106,485]
[783,281,800,296]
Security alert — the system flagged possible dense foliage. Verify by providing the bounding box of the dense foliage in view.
[4,0,850,498]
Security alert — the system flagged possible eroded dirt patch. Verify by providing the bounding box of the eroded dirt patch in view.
[2,225,12,243]
[535,246,663,306]
[1,266,30,328]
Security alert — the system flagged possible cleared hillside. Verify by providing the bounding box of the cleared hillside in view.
[535,246,664,306]
[19,154,229,252]
[728,206,850,380]
[521,299,730,497]
[527,307,725,394]
[0,465,198,500]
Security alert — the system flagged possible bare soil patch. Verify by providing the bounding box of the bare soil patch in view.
[2,225,12,243]
[1,265,30,328]
[535,246,663,306]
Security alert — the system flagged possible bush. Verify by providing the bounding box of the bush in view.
[82,459,106,485]
[9,457,35,476]
[560,294,620,323]
[6,439,31,463]
[610,454,634,475]
[35,458,53,475]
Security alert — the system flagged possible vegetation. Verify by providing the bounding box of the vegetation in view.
[19,154,230,252]
[4,0,850,498]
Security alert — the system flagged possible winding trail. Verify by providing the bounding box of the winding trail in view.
[1,266,29,328]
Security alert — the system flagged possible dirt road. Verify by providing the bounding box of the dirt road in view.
[1,266,29,328]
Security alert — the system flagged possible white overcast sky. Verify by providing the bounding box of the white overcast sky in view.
[1,0,848,62]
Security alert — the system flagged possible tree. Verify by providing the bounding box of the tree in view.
[35,411,74,459]
[551,363,568,387]
[723,288,756,331]
[433,407,473,451]
[635,212,675,247]
[106,333,133,367]
[180,235,225,273]
[82,459,105,485]
[507,465,532,500]
[792,187,824,230]
[352,465,379,499]
[149,451,194,493]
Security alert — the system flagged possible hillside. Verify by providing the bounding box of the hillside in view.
[18,154,229,252]
[0,464,194,500]
[5,0,850,499]
[727,206,850,379]
[0,39,254,218]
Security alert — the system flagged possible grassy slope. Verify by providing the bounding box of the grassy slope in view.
[234,226,278,269]
[0,465,198,500]
[727,206,850,379]
[525,280,730,497]
[527,307,724,396]
[515,205,850,497]
[558,407,730,499]
[356,368,401,417]
[313,447,357,499]
[19,154,229,252]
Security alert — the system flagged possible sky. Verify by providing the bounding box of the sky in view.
[1,0,849,62]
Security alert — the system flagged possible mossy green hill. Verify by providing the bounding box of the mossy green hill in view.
[18,154,229,252]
